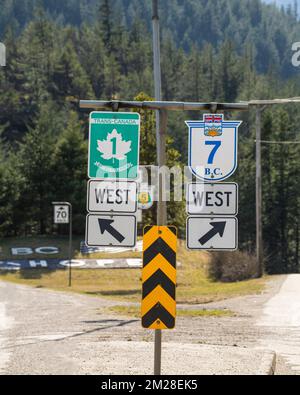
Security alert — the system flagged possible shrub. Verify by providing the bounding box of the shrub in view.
[207,250,259,282]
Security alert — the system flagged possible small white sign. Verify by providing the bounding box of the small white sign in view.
[87,180,137,213]
[137,184,154,210]
[187,217,238,251]
[187,183,238,216]
[54,205,69,224]
[86,214,137,247]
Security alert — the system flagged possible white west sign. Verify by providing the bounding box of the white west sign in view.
[87,180,137,213]
[187,183,238,216]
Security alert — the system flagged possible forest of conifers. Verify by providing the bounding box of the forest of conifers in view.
[0,0,299,274]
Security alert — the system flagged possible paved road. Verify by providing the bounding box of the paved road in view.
[0,275,299,374]
[257,274,300,374]
[0,297,12,374]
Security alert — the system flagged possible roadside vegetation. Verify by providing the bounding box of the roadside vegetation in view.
[106,305,235,319]
[0,239,266,304]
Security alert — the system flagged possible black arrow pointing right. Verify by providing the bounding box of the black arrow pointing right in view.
[198,222,226,245]
[98,219,125,243]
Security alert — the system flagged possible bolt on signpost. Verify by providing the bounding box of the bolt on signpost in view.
[53,202,72,287]
[152,0,165,376]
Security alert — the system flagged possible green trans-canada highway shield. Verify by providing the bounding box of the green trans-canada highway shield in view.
[88,112,140,179]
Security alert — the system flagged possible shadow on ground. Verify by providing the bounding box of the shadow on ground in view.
[86,289,141,297]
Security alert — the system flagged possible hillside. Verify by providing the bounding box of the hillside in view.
[0,0,299,274]
[1,0,300,77]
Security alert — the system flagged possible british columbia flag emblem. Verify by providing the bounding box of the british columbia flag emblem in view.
[204,114,223,137]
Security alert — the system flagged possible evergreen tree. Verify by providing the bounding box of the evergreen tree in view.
[16,101,63,234]
[51,111,87,234]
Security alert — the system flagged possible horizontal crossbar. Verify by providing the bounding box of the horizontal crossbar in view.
[79,100,249,112]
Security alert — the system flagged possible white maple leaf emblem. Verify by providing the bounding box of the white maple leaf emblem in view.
[97,129,131,160]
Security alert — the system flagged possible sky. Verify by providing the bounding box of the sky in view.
[263,0,300,7]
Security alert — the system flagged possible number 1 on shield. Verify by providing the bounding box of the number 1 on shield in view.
[111,137,117,165]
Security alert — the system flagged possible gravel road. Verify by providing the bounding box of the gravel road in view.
[0,274,299,375]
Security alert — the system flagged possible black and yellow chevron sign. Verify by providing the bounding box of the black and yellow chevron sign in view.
[141,225,177,330]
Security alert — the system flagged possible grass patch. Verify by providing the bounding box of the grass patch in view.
[75,251,141,259]
[0,239,266,304]
[106,305,234,318]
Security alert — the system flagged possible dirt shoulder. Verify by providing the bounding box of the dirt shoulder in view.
[0,275,294,375]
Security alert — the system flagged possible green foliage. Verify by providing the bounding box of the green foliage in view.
[1,0,299,78]
[51,111,87,234]
[16,101,62,234]
[261,109,300,273]
[0,0,299,274]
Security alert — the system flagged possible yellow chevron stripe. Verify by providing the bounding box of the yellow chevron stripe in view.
[160,226,177,252]
[141,285,176,317]
[148,320,168,330]
[142,253,176,284]
[143,226,177,252]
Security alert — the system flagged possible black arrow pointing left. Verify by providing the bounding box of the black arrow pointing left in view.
[98,218,125,243]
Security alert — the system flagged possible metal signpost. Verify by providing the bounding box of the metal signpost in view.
[52,202,72,287]
[152,0,165,375]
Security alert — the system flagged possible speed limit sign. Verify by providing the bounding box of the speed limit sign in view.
[54,205,69,224]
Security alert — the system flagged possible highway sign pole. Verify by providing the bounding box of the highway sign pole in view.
[255,106,265,278]
[68,203,73,287]
[152,0,165,376]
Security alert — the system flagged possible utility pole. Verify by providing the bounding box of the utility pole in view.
[255,107,263,277]
[68,203,73,287]
[152,0,166,376]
